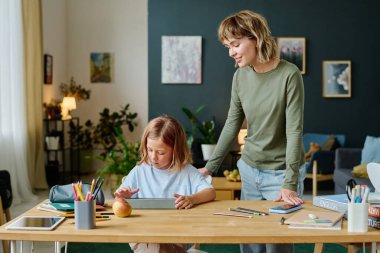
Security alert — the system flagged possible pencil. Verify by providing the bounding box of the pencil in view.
[213,212,252,218]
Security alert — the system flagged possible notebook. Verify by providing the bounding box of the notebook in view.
[284,210,344,227]
[125,198,176,209]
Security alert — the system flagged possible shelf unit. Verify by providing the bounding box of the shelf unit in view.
[44,118,80,186]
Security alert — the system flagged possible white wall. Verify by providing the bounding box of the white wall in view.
[42,0,148,142]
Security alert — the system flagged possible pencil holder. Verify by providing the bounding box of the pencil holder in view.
[74,200,96,229]
[348,203,368,232]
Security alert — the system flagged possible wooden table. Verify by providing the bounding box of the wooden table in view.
[212,177,241,200]
[1,200,379,253]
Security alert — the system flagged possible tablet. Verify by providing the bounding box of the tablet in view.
[126,198,176,209]
[6,216,65,231]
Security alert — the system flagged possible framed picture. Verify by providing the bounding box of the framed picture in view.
[323,61,351,98]
[277,37,306,74]
[44,54,53,84]
[161,36,202,84]
[90,53,113,83]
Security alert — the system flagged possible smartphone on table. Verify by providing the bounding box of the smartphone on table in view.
[268,204,302,214]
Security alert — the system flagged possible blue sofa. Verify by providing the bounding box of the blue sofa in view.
[333,148,374,194]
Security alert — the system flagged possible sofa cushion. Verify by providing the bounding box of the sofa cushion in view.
[361,136,380,164]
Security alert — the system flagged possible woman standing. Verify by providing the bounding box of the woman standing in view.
[199,10,306,253]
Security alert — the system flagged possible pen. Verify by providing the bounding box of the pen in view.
[236,207,269,216]
[229,208,261,215]
[72,183,78,201]
[90,178,95,194]
[213,212,253,218]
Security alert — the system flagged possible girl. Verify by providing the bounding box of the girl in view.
[115,115,216,253]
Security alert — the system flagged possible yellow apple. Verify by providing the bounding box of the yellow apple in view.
[113,197,132,218]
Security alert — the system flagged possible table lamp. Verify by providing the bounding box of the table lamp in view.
[237,129,247,152]
[61,97,76,120]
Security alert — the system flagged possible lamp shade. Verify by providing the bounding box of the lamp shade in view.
[62,97,76,110]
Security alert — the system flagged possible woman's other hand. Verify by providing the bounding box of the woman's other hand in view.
[198,167,212,176]
[274,188,304,206]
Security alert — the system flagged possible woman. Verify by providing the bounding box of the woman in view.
[199,10,306,253]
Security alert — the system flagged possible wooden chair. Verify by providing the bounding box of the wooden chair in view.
[0,170,12,253]
[305,160,334,197]
[0,195,11,253]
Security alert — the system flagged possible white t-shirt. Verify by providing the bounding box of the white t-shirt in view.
[119,162,213,198]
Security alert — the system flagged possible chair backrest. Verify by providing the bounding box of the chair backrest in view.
[303,133,346,151]
[0,170,12,210]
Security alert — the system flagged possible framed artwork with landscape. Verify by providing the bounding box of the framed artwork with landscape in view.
[323,61,351,98]
[277,37,306,74]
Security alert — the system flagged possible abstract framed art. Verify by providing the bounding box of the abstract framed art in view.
[322,61,351,98]
[161,36,202,84]
[277,37,306,74]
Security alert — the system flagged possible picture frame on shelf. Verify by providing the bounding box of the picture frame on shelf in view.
[44,54,53,84]
[322,60,351,98]
[277,37,306,74]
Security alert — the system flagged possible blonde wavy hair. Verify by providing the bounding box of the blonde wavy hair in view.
[138,115,192,172]
[218,10,278,64]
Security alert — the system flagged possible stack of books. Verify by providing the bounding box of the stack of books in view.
[284,210,344,230]
[37,202,105,215]
[313,193,380,229]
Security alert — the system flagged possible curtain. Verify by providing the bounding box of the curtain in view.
[22,0,48,190]
[0,0,38,204]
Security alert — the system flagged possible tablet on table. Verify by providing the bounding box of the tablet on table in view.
[6,216,65,231]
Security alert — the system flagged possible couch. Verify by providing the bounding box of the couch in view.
[333,148,374,194]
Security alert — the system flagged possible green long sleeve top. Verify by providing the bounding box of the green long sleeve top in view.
[206,60,305,191]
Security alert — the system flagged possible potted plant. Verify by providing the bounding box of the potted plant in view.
[182,105,217,161]
[43,99,62,120]
[93,104,138,157]
[45,129,62,150]
[96,127,140,193]
[59,77,91,101]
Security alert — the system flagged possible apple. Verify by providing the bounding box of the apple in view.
[113,197,132,218]
[223,170,230,177]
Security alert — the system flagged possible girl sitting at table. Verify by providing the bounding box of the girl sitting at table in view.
[114,115,216,253]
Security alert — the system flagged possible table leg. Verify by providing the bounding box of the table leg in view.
[10,241,16,253]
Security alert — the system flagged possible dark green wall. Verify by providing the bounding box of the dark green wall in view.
[148,0,380,148]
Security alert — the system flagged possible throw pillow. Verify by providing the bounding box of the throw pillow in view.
[321,135,341,151]
[352,164,368,178]
[305,142,321,162]
[361,136,380,164]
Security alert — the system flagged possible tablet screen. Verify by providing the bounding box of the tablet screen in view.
[6,216,65,230]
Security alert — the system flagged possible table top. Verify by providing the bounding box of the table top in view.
[1,200,380,244]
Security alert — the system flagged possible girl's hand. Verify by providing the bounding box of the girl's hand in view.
[173,193,194,209]
[114,186,139,199]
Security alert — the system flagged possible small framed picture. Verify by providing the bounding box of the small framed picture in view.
[277,37,306,74]
[323,61,351,98]
[44,54,53,84]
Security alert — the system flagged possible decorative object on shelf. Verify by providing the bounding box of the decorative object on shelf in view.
[59,77,91,101]
[323,61,351,98]
[277,37,306,74]
[237,129,247,152]
[61,97,77,120]
[162,36,202,84]
[43,99,62,120]
[44,54,53,84]
[45,130,61,150]
[90,52,113,83]
[182,105,217,160]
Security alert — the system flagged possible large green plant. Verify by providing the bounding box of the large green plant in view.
[182,105,217,147]
[96,127,140,183]
[93,104,138,157]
